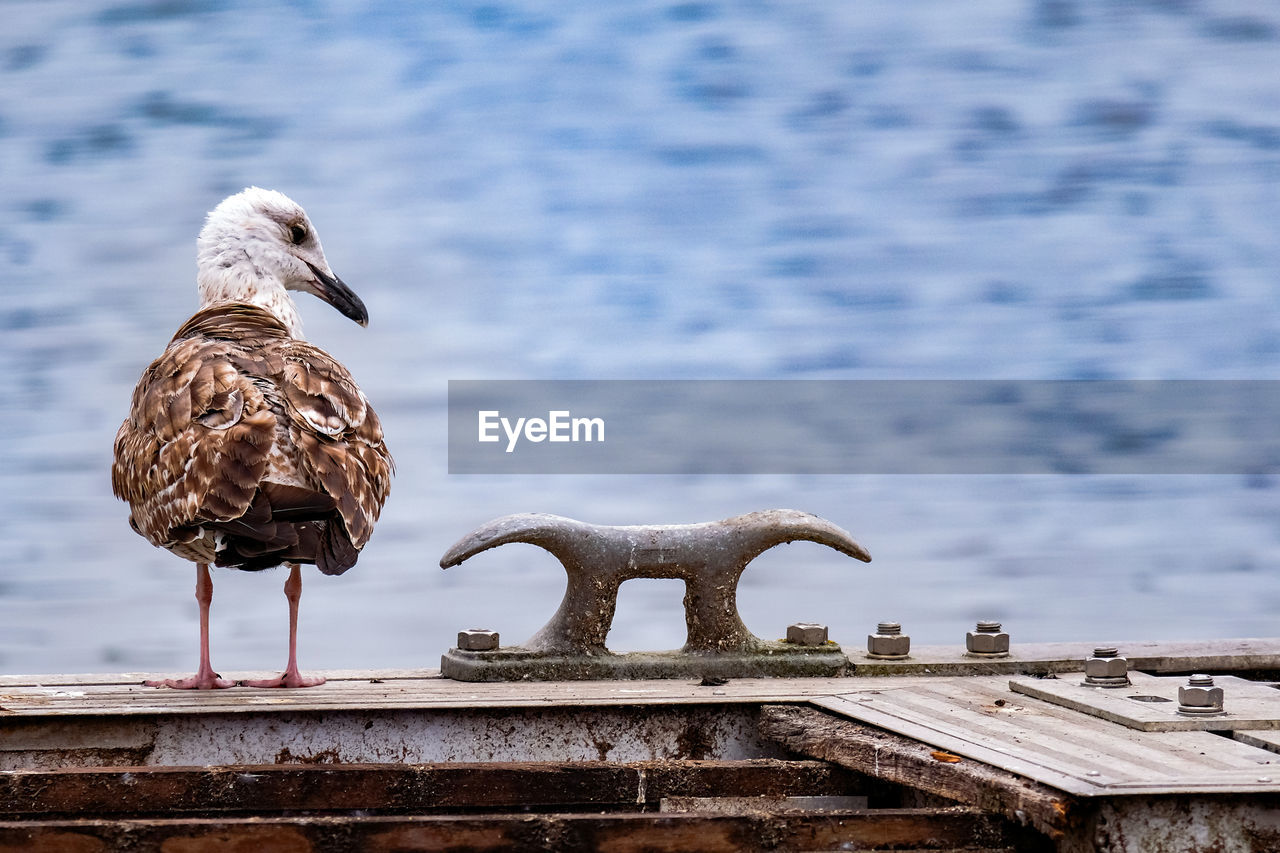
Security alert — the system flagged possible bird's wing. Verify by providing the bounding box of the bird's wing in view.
[277,340,393,569]
[111,334,277,551]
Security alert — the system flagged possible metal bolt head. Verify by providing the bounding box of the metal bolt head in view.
[786,623,829,646]
[1083,647,1130,687]
[457,629,500,652]
[1178,673,1224,716]
[867,621,910,659]
[965,621,1009,656]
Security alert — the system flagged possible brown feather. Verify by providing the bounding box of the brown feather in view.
[113,303,393,574]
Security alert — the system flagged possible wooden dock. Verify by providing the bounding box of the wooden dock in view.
[2,638,1278,851]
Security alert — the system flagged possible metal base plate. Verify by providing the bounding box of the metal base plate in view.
[441,642,850,682]
[1010,672,1280,732]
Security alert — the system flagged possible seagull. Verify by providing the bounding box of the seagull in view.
[112,187,393,689]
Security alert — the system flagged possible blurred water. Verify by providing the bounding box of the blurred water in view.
[2,0,1279,676]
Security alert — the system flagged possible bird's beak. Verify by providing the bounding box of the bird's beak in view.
[304,261,368,327]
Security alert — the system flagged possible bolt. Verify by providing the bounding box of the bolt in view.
[786,623,829,647]
[1083,646,1130,688]
[1177,674,1225,716]
[965,620,1009,657]
[457,629,500,652]
[866,621,910,659]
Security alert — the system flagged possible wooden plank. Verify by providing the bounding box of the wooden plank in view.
[757,704,1075,840]
[0,674,858,718]
[1009,672,1280,732]
[840,680,1266,779]
[810,678,1280,797]
[0,809,1022,853]
[0,669,435,689]
[1235,729,1280,756]
[659,795,871,814]
[0,760,860,818]
[2,636,1276,692]
[850,637,1280,677]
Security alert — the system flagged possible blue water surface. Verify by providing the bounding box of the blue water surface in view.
[1,0,1279,675]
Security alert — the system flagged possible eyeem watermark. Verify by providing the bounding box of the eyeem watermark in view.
[478,410,606,453]
[450,379,1280,474]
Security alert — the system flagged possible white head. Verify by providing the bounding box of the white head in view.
[195,187,367,338]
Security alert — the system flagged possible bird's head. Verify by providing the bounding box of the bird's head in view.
[196,187,368,328]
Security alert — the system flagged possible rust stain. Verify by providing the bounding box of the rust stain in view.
[0,833,106,853]
[597,823,740,853]
[930,751,962,763]
[675,723,715,760]
[159,827,312,853]
[367,825,513,852]
[592,737,615,761]
[274,746,341,765]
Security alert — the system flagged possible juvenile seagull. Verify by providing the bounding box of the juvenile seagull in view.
[112,187,393,689]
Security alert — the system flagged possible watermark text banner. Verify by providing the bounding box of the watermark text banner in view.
[447,380,1280,474]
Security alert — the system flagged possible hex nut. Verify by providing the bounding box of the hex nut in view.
[965,623,1010,657]
[457,629,500,652]
[1177,675,1224,715]
[786,623,829,646]
[866,631,911,659]
[1083,648,1130,687]
[1179,685,1223,707]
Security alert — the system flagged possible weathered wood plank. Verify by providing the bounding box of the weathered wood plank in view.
[2,636,1276,695]
[0,760,861,818]
[0,674,852,718]
[757,704,1075,840]
[0,669,435,688]
[0,809,1023,853]
[831,679,1262,780]
[812,679,1280,797]
[850,637,1280,677]
[1235,728,1280,755]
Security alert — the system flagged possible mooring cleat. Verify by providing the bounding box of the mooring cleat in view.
[439,509,871,681]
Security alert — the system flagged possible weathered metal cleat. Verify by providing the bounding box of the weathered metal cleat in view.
[438,509,871,681]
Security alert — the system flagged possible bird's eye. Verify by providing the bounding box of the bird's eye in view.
[289,224,307,245]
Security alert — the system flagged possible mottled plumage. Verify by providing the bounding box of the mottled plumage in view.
[112,304,391,575]
[112,187,392,689]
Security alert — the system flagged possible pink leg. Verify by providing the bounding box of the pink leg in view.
[146,563,235,689]
[244,563,325,688]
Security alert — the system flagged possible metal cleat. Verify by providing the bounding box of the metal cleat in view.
[438,509,871,681]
